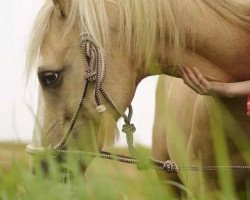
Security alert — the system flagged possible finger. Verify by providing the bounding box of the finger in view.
[193,67,210,87]
[193,67,211,93]
[181,67,203,94]
[181,67,198,88]
[184,67,201,87]
[190,67,209,93]
[185,68,207,95]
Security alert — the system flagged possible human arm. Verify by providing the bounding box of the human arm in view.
[180,66,250,97]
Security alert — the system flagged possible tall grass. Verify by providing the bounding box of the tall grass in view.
[1,141,249,200]
[0,145,177,200]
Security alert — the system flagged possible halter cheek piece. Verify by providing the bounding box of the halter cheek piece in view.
[26,33,250,174]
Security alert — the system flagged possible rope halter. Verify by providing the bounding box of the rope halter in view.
[27,32,137,159]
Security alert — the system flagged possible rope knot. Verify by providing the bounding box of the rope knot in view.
[163,160,179,173]
[96,105,107,113]
[122,124,136,135]
[80,32,94,43]
[85,70,97,82]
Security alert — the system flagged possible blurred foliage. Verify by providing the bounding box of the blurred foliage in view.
[0,141,249,200]
[0,143,175,200]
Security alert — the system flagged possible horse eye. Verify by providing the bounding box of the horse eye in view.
[38,72,60,87]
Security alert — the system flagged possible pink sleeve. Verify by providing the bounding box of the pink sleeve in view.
[247,95,250,117]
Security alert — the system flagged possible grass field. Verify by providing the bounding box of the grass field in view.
[0,143,176,200]
[1,142,249,200]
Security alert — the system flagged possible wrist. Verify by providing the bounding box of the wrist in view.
[211,82,235,97]
[224,83,235,98]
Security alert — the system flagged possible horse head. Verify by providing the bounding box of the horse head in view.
[27,0,143,171]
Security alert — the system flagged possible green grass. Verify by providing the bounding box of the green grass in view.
[0,143,176,200]
[0,141,249,200]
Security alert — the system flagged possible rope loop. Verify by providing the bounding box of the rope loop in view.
[85,69,97,82]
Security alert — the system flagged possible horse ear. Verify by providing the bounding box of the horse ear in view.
[52,0,67,17]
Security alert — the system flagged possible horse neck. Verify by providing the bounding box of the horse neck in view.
[152,0,250,82]
[149,1,207,75]
[153,2,250,82]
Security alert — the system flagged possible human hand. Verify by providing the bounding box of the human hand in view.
[180,66,228,96]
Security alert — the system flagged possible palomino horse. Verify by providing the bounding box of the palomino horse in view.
[26,0,250,198]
